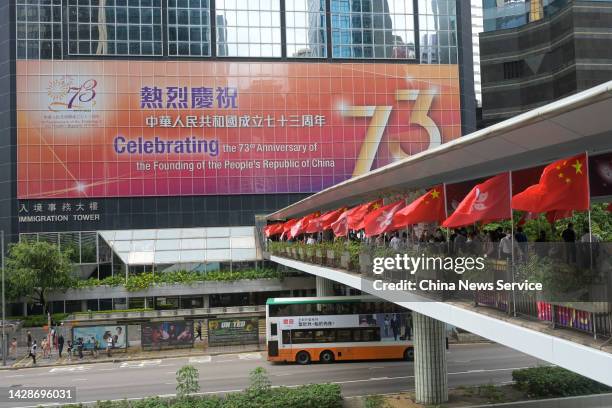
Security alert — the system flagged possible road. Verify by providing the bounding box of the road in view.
[0,343,544,407]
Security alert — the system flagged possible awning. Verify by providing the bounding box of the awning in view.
[98,227,259,266]
[268,80,612,220]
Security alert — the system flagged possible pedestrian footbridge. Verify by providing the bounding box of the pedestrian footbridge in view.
[262,81,612,399]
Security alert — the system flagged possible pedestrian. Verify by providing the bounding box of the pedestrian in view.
[41,337,48,359]
[106,337,112,358]
[29,340,37,365]
[77,338,84,360]
[26,330,32,348]
[92,337,99,358]
[66,340,73,362]
[196,322,202,341]
[9,338,17,359]
[58,334,64,358]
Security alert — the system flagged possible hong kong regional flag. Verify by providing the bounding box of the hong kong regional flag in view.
[331,200,381,237]
[364,201,406,237]
[289,212,320,239]
[281,219,298,240]
[512,153,589,212]
[306,208,346,233]
[391,186,446,229]
[442,173,511,228]
[348,199,383,230]
[264,223,283,237]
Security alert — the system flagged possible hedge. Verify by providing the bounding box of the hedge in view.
[512,366,611,398]
[60,383,342,408]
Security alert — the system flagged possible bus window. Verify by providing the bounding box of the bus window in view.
[292,330,314,344]
[271,323,278,336]
[362,328,381,342]
[336,329,352,342]
[314,330,335,343]
[282,330,291,345]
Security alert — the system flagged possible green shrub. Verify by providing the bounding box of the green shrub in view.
[512,366,611,398]
[364,394,389,408]
[73,383,342,408]
[176,365,200,398]
[12,313,70,327]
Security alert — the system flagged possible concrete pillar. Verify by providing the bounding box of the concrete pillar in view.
[81,300,88,312]
[315,276,334,296]
[202,294,210,309]
[413,311,448,405]
[23,302,28,317]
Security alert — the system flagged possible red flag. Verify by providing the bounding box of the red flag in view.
[306,208,346,233]
[264,223,284,237]
[281,219,298,239]
[348,199,383,230]
[289,212,320,239]
[442,173,511,228]
[545,209,573,224]
[364,200,406,237]
[512,153,589,212]
[607,203,612,212]
[391,186,446,229]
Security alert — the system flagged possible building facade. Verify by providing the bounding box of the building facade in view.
[0,0,476,313]
[480,0,612,126]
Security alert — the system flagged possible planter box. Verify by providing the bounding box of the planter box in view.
[326,250,336,267]
[298,248,305,260]
[359,253,372,275]
[315,249,324,265]
[340,252,351,270]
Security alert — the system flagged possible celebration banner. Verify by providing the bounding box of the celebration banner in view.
[17,60,461,198]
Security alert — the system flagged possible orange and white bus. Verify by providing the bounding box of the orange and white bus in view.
[266,296,414,364]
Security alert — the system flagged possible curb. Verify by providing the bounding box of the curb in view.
[0,347,266,371]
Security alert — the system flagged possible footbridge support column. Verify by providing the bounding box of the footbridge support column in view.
[315,276,334,296]
[413,311,448,405]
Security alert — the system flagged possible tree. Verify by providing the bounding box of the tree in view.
[5,241,75,313]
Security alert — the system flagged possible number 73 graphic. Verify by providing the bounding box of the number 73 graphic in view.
[343,89,440,177]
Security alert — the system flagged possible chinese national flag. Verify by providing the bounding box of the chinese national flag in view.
[391,186,446,229]
[545,209,573,224]
[607,203,612,212]
[512,153,589,212]
[442,173,511,228]
[364,200,406,237]
[281,219,298,239]
[306,208,346,233]
[264,223,283,237]
[289,212,320,239]
[348,199,383,230]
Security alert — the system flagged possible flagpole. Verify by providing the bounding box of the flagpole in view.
[509,171,517,318]
[443,183,451,254]
[585,151,593,270]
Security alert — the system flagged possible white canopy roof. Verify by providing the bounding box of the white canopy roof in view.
[99,227,258,266]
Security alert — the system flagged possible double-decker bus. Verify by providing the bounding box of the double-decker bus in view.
[266,296,414,364]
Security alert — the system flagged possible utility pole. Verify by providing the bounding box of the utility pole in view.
[2,230,6,366]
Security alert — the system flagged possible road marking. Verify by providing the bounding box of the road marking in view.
[238,353,261,360]
[4,374,25,378]
[189,356,212,364]
[49,366,90,373]
[72,378,88,382]
[120,359,162,368]
[448,366,531,375]
[367,366,385,370]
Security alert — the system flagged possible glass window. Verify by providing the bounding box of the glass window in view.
[167,0,211,56]
[215,0,282,57]
[16,0,63,59]
[331,0,415,59]
[67,0,162,56]
[286,0,327,58]
[291,330,314,344]
[418,0,457,64]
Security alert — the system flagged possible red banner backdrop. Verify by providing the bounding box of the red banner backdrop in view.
[17,60,461,199]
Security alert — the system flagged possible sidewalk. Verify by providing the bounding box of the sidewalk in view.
[2,341,265,370]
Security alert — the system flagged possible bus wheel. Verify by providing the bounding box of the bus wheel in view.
[319,350,334,364]
[296,351,311,365]
[404,348,414,362]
